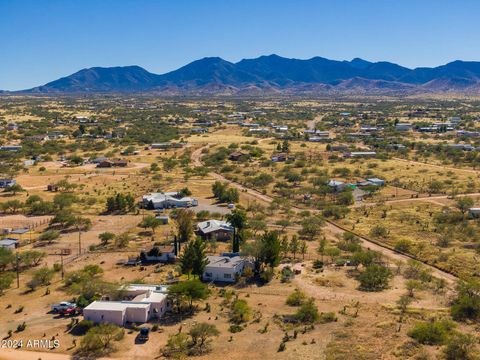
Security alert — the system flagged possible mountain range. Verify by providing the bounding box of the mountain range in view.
[13,55,480,95]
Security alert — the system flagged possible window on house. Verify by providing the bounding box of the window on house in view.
[224,273,232,279]
[205,272,212,277]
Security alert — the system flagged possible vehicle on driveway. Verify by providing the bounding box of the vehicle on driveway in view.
[51,301,76,313]
[137,327,150,342]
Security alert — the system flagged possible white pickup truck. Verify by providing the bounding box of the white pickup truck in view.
[50,301,76,313]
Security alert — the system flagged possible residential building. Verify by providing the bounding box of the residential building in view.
[344,151,377,158]
[197,220,234,241]
[140,246,176,263]
[327,180,347,191]
[142,192,198,209]
[366,178,385,186]
[202,255,247,283]
[395,123,412,131]
[0,238,18,249]
[83,284,170,326]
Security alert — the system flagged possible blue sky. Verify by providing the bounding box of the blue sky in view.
[2,0,480,90]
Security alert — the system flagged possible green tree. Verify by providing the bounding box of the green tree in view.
[299,216,324,241]
[258,231,281,268]
[27,266,55,290]
[0,272,15,295]
[3,183,24,195]
[38,230,60,244]
[98,232,115,246]
[168,280,209,312]
[226,209,248,253]
[443,332,478,360]
[176,209,195,243]
[407,319,455,345]
[0,247,15,271]
[289,235,299,259]
[53,192,77,210]
[456,196,474,215]
[77,323,124,357]
[139,215,162,237]
[188,323,219,350]
[451,277,480,321]
[357,265,393,291]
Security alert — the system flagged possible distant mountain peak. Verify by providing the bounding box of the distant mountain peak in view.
[17,55,480,95]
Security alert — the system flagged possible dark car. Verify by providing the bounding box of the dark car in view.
[138,327,150,342]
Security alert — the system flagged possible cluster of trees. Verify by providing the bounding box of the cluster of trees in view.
[64,264,115,307]
[211,181,239,203]
[0,247,47,294]
[105,193,135,213]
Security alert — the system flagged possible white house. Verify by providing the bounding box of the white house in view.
[202,255,246,283]
[468,208,480,218]
[0,238,18,249]
[327,180,347,192]
[366,178,385,186]
[395,123,412,131]
[83,284,170,327]
[142,192,198,209]
[344,151,377,158]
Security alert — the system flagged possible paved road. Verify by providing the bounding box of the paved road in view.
[191,145,458,285]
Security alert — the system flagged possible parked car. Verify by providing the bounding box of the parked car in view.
[138,327,150,342]
[51,302,76,313]
[60,306,80,316]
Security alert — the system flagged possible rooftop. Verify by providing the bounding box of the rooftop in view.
[197,220,233,234]
[206,256,245,269]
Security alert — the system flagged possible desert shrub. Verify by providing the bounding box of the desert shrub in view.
[286,289,306,306]
[74,320,95,335]
[319,312,337,323]
[230,299,252,324]
[295,298,319,324]
[76,323,124,357]
[408,319,455,345]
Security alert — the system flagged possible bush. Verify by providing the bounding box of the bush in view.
[357,265,392,292]
[230,299,251,324]
[286,289,306,307]
[77,323,124,357]
[295,298,319,324]
[319,312,337,323]
[312,260,324,269]
[74,320,95,335]
[228,324,244,333]
[408,319,455,345]
[443,332,478,360]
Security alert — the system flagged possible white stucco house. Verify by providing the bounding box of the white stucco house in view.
[202,255,247,283]
[142,192,198,209]
[83,284,170,326]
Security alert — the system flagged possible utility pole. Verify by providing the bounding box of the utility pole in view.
[16,253,20,288]
[78,230,82,255]
[60,253,64,280]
